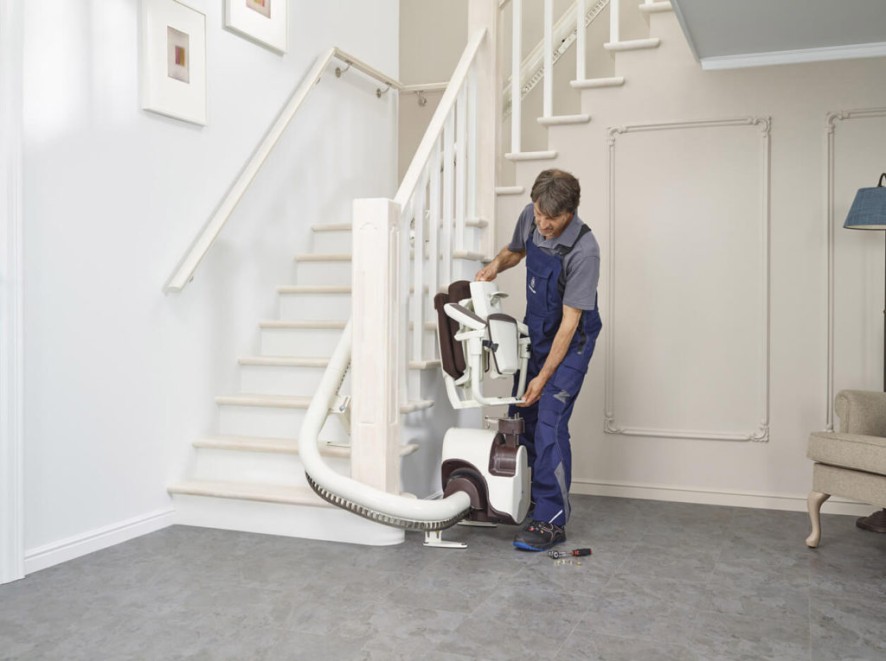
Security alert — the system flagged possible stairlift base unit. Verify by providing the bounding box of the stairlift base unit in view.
[441,420,530,526]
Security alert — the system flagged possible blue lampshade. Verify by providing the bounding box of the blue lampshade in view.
[844,173,886,230]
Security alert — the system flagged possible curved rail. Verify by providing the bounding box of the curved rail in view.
[298,320,471,530]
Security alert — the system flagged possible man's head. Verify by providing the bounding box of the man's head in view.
[530,169,581,240]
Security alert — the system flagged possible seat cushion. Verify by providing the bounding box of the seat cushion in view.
[808,431,886,475]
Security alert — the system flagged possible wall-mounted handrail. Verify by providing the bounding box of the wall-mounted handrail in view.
[163,47,403,294]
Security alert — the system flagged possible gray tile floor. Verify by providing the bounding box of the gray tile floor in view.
[1,496,884,660]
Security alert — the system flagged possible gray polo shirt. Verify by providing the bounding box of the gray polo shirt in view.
[508,203,600,311]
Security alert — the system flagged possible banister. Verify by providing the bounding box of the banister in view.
[163,47,402,294]
[394,28,487,210]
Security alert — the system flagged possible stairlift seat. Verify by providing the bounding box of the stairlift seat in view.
[434,280,530,408]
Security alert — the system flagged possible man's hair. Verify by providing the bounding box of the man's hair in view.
[530,169,581,217]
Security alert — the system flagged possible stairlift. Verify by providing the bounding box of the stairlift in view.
[298,280,532,547]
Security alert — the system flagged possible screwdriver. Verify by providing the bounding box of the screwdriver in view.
[548,548,591,559]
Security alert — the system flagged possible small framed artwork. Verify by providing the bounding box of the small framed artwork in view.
[139,0,207,125]
[224,0,287,54]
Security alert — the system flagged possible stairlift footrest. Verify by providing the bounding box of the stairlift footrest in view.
[423,530,467,549]
[457,520,497,528]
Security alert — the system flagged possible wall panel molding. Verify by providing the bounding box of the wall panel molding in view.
[825,107,886,431]
[604,117,771,442]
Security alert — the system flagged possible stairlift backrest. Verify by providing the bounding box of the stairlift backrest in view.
[435,280,530,408]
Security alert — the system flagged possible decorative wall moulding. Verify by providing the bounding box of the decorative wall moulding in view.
[139,0,207,125]
[824,107,886,431]
[225,0,288,54]
[604,116,772,443]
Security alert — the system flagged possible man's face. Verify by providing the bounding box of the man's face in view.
[533,202,573,240]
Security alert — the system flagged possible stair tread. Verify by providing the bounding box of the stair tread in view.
[277,285,351,294]
[169,479,330,506]
[294,253,352,262]
[196,435,352,457]
[195,435,419,457]
[639,1,672,13]
[238,356,330,367]
[571,76,626,89]
[505,150,558,161]
[538,114,592,126]
[311,223,351,232]
[216,393,314,408]
[604,38,661,51]
[260,320,347,329]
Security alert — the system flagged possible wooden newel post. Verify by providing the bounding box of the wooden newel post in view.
[350,198,402,493]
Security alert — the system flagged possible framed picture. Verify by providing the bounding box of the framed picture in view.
[224,0,287,54]
[139,0,207,125]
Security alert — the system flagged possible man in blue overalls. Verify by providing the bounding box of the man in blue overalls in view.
[476,169,601,551]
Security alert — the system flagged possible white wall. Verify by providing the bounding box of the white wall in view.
[21,0,399,564]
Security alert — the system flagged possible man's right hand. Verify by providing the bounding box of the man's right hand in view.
[475,262,498,281]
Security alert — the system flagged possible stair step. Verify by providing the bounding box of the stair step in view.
[604,38,661,52]
[453,250,486,261]
[259,321,344,358]
[238,356,338,396]
[465,217,489,229]
[505,151,558,161]
[401,400,434,414]
[195,435,351,458]
[639,1,672,14]
[238,356,329,368]
[216,394,313,408]
[409,359,441,370]
[260,320,347,330]
[570,76,626,89]
[277,287,351,322]
[294,253,352,262]
[311,223,351,232]
[169,480,329,507]
[495,186,525,196]
[277,285,351,294]
[171,483,404,545]
[537,114,592,126]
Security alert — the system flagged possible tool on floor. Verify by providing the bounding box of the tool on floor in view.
[299,280,532,548]
[548,548,592,559]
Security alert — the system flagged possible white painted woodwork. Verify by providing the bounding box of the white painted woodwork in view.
[510,0,522,153]
[543,0,554,119]
[172,490,404,546]
[610,0,620,43]
[0,0,23,584]
[351,199,401,493]
[259,322,344,358]
[277,287,351,321]
[576,0,587,81]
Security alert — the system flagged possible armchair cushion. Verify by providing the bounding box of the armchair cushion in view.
[808,432,886,475]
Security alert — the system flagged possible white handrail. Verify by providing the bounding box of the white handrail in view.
[164,47,402,294]
[394,29,487,209]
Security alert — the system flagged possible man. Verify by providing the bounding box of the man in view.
[476,169,602,552]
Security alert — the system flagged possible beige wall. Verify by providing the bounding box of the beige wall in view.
[494,7,886,512]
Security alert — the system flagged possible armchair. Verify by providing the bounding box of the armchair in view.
[806,390,886,547]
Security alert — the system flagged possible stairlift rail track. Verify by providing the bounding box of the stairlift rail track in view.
[298,319,471,531]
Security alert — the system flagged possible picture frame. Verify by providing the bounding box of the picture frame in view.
[139,0,207,125]
[224,0,287,54]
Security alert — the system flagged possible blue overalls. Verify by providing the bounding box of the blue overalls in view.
[510,228,602,527]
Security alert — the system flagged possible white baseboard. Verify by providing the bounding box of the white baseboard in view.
[571,479,874,517]
[24,508,176,575]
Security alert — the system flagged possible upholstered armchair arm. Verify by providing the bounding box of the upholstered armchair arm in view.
[835,390,886,436]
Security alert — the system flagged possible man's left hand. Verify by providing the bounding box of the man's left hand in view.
[517,375,547,407]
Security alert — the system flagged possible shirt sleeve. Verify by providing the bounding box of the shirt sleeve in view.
[507,204,535,253]
[562,233,601,310]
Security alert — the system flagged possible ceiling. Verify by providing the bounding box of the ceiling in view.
[670,0,886,70]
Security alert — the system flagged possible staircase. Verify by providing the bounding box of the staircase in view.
[169,224,402,544]
[166,0,677,545]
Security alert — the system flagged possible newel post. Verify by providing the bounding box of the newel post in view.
[469,0,501,258]
[350,198,401,493]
